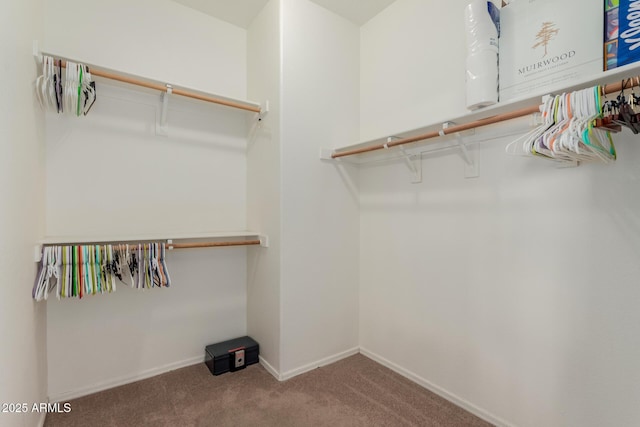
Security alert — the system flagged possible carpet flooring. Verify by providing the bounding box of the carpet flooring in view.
[44,354,492,427]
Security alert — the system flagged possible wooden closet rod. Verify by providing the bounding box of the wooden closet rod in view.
[56,59,262,114]
[168,240,261,249]
[332,76,640,159]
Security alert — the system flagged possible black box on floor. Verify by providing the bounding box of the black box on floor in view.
[205,336,259,376]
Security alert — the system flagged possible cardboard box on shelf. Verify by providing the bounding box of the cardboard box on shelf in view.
[604,0,640,71]
[499,0,603,101]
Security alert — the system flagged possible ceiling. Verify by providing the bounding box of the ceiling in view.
[171,0,396,28]
[308,0,396,26]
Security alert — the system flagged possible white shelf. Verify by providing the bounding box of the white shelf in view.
[37,46,264,115]
[35,231,269,262]
[33,231,269,262]
[328,62,640,161]
[40,231,263,245]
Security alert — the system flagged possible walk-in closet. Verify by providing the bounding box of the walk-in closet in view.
[2,0,640,426]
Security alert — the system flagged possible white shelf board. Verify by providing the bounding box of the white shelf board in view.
[39,49,263,113]
[330,62,640,161]
[40,231,262,245]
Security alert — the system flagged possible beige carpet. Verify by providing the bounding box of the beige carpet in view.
[45,354,491,427]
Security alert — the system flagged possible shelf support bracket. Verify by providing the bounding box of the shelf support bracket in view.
[456,135,473,166]
[320,148,336,160]
[398,146,421,183]
[259,100,270,121]
[443,122,479,179]
[259,235,269,248]
[33,40,42,64]
[387,137,421,184]
[34,244,42,263]
[156,84,172,136]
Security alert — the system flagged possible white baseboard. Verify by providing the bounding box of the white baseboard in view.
[279,347,360,381]
[47,348,359,403]
[259,355,280,380]
[48,355,203,403]
[359,347,514,427]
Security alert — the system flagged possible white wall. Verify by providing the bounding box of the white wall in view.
[360,0,468,141]
[43,0,247,99]
[247,0,283,374]
[44,84,247,237]
[359,1,640,426]
[280,0,360,376]
[47,247,247,401]
[0,1,48,426]
[359,128,640,427]
[43,0,252,400]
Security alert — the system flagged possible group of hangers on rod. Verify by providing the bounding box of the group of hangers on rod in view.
[35,55,96,116]
[600,77,640,134]
[505,82,630,163]
[33,243,171,301]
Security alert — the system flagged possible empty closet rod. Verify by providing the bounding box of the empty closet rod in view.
[52,58,261,114]
[168,240,261,249]
[332,77,639,159]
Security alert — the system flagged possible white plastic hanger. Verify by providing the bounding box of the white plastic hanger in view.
[35,57,46,109]
[505,96,554,157]
[46,57,56,111]
[506,87,617,164]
